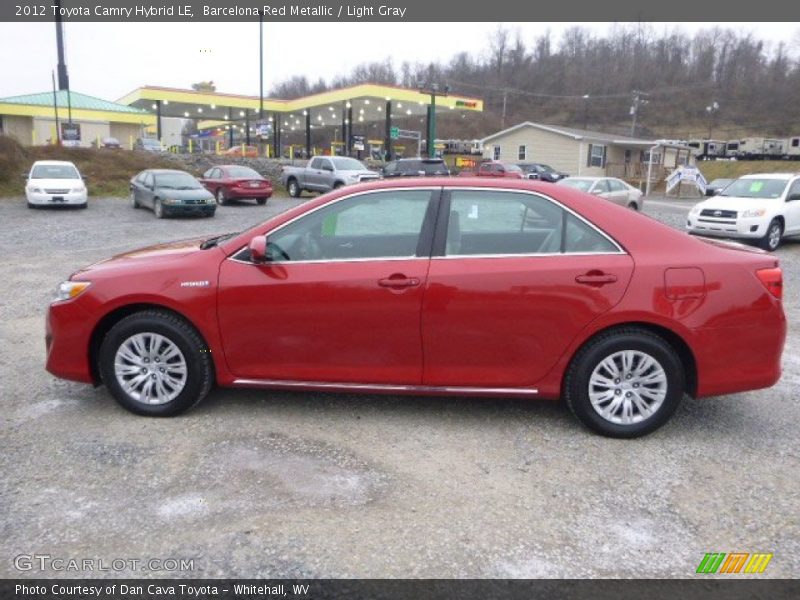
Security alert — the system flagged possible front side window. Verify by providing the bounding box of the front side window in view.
[592,180,610,194]
[607,179,626,192]
[310,158,324,169]
[266,190,432,262]
[518,145,527,160]
[445,190,618,256]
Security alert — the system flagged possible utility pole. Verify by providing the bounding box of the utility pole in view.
[418,82,450,158]
[629,90,648,137]
[706,101,720,139]
[501,89,508,129]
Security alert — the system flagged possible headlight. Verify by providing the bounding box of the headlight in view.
[54,281,91,302]
[741,208,766,218]
[72,186,85,193]
[690,205,702,215]
[206,197,216,204]
[28,187,43,193]
[163,197,180,205]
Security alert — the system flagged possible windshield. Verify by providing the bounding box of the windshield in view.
[31,164,79,179]
[558,179,594,192]
[226,167,261,178]
[720,178,788,199]
[331,157,366,170]
[536,164,555,172]
[155,172,202,190]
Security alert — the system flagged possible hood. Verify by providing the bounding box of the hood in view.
[72,236,213,278]
[693,196,779,212]
[28,177,83,189]
[155,187,214,200]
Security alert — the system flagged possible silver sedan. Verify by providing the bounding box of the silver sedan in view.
[557,176,644,210]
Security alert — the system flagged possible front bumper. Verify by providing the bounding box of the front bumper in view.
[164,203,216,216]
[46,298,95,384]
[686,215,769,240]
[26,190,87,205]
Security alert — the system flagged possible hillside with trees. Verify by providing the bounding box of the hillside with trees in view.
[270,25,800,141]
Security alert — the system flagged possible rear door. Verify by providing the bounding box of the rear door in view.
[140,172,156,208]
[784,178,800,234]
[421,188,634,388]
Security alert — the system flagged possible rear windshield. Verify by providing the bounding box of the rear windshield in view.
[226,167,261,178]
[155,172,202,190]
[331,158,366,170]
[31,164,79,179]
[720,178,788,199]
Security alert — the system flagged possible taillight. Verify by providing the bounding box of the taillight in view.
[756,267,783,300]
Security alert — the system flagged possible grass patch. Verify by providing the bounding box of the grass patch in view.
[697,160,800,182]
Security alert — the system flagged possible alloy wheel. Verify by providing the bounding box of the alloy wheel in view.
[113,332,187,405]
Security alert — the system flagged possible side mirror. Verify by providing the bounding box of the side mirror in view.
[788,193,800,201]
[22,172,28,179]
[323,165,334,172]
[249,236,267,263]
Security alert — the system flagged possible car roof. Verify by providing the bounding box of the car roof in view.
[397,158,444,162]
[562,176,604,181]
[147,169,191,174]
[32,160,77,166]
[740,173,797,180]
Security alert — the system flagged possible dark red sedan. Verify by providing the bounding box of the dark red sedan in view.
[45,179,786,437]
[199,165,272,205]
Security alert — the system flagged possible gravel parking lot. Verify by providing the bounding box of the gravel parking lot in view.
[0,194,798,578]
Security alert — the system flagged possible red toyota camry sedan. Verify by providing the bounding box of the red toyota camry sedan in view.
[198,165,272,205]
[45,179,786,437]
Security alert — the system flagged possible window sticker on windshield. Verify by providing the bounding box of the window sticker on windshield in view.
[750,182,764,193]
[468,204,479,219]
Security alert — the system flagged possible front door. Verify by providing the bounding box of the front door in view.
[422,189,634,388]
[217,188,439,384]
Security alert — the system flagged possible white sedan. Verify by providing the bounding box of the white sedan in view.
[24,160,88,208]
[557,176,644,210]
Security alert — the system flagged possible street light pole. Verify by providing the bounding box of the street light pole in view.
[258,11,264,120]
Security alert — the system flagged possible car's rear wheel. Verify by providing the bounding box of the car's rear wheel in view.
[287,179,301,197]
[98,311,213,416]
[758,219,783,252]
[215,188,227,206]
[256,197,268,205]
[154,199,165,219]
[564,328,684,438]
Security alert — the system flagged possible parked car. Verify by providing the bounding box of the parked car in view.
[517,162,569,182]
[687,173,800,251]
[705,178,734,196]
[24,160,87,209]
[199,165,272,205]
[45,178,786,438]
[129,169,215,218]
[134,138,163,153]
[382,158,450,177]
[458,161,525,178]
[558,177,644,210]
[92,137,121,149]
[224,145,259,158]
[281,156,379,197]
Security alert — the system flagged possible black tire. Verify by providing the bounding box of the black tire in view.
[154,199,165,219]
[27,202,36,209]
[215,188,227,206]
[564,328,685,438]
[79,203,88,209]
[287,179,301,197]
[757,219,783,252]
[333,181,344,190]
[256,197,268,205]
[627,201,639,211]
[130,190,139,209]
[98,310,214,416]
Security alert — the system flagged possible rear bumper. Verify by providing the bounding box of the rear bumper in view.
[694,317,787,397]
[227,187,273,199]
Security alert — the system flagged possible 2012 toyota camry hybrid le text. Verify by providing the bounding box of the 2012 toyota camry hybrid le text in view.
[45,178,786,438]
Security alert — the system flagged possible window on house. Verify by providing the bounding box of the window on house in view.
[590,144,605,168]
[518,145,526,160]
[493,145,501,160]
[641,151,661,164]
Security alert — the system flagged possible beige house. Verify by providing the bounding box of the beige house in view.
[481,122,695,187]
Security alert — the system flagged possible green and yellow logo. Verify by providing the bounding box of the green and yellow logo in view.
[696,552,773,574]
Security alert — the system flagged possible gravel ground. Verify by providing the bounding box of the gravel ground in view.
[0,194,797,578]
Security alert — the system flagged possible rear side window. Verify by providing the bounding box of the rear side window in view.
[445,190,618,256]
[310,158,323,169]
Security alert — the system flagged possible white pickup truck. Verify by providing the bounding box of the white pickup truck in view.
[280,156,379,197]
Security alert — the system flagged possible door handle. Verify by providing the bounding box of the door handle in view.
[575,271,618,286]
[378,274,420,289]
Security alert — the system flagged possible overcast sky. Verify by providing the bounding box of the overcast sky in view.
[0,22,798,101]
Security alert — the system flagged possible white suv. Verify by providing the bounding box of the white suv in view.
[686,173,800,251]
[25,160,88,209]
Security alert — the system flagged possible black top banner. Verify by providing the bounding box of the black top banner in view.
[3,0,800,22]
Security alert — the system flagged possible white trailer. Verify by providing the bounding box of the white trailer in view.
[784,136,800,159]
[725,138,784,159]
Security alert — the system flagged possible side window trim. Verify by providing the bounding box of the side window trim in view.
[434,187,625,258]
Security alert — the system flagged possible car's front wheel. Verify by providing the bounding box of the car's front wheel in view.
[564,328,684,438]
[98,310,214,416]
[758,218,783,252]
[215,188,227,206]
[130,190,139,208]
[154,199,165,219]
